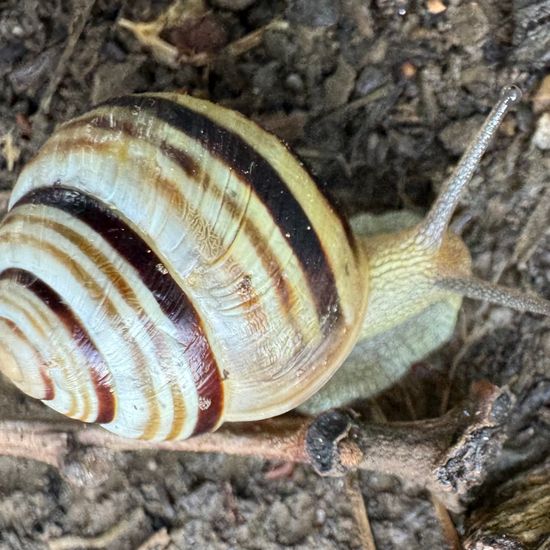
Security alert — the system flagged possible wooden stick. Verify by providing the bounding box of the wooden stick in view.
[0,381,509,510]
[39,0,97,113]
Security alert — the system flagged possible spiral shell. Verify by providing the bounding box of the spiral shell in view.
[0,93,365,440]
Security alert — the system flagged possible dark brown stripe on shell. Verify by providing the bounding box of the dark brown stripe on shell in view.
[101,95,342,328]
[0,222,162,436]
[13,210,176,429]
[15,188,224,435]
[62,116,296,320]
[0,268,115,422]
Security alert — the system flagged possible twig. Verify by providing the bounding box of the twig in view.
[0,133,21,171]
[304,381,511,511]
[119,2,287,68]
[0,415,309,471]
[431,495,461,549]
[346,473,377,550]
[40,0,97,114]
[0,382,511,511]
[137,528,171,550]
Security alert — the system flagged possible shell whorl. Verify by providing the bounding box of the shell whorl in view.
[0,93,364,440]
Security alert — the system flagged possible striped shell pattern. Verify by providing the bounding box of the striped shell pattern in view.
[0,94,365,440]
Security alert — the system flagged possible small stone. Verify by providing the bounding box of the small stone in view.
[401,60,417,79]
[166,15,229,55]
[91,61,147,104]
[447,2,489,51]
[315,507,327,525]
[285,73,304,93]
[267,494,315,545]
[532,112,550,150]
[101,40,128,63]
[286,0,341,27]
[323,57,356,109]
[8,46,59,92]
[252,60,281,97]
[488,307,514,328]
[355,65,386,96]
[426,0,446,14]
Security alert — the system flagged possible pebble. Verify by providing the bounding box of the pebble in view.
[267,494,315,545]
[8,46,59,93]
[324,57,356,109]
[355,65,386,96]
[427,0,447,14]
[285,73,304,93]
[532,112,550,150]
[286,0,341,27]
[446,2,489,53]
[401,61,417,79]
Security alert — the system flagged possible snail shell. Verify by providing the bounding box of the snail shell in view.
[0,93,365,440]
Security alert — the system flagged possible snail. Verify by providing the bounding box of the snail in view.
[0,86,548,441]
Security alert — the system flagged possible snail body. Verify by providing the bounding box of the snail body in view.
[0,87,548,440]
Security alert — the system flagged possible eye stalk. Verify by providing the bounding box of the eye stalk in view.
[413,84,550,318]
[417,85,522,249]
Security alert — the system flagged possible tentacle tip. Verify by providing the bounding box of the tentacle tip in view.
[501,85,522,105]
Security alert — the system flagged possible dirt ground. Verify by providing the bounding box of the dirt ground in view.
[0,0,549,548]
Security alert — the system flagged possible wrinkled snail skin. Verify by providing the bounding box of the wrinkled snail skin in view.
[0,93,366,441]
[1,86,547,440]
[300,215,475,414]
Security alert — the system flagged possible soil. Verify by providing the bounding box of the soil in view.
[0,0,549,548]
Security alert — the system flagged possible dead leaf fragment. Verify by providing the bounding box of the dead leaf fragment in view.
[118,0,286,67]
[0,133,21,172]
[161,14,228,56]
[118,0,213,67]
[532,74,550,113]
